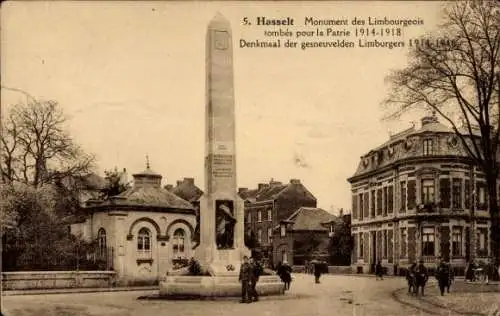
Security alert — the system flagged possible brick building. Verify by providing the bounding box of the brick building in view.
[348,114,496,275]
[239,179,317,265]
[274,207,339,265]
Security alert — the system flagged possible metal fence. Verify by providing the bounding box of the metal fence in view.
[2,246,114,272]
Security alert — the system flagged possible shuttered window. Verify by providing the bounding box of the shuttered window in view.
[407,180,416,209]
[440,178,451,208]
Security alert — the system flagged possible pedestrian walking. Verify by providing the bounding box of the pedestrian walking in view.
[249,257,262,302]
[277,261,292,290]
[375,260,384,280]
[436,257,450,296]
[313,260,325,284]
[239,256,251,303]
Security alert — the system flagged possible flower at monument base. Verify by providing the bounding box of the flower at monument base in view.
[226,264,235,271]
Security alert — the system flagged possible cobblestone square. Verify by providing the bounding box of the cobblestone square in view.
[4,274,499,316]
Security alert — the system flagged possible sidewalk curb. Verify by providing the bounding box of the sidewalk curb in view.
[2,286,158,296]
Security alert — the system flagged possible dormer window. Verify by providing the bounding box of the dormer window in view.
[423,139,434,156]
[280,224,286,237]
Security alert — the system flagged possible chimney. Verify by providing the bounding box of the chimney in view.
[176,180,182,187]
[290,179,301,185]
[421,113,438,126]
[270,180,282,187]
[338,208,344,217]
[258,183,266,191]
[165,184,173,191]
[238,187,248,194]
[184,177,195,185]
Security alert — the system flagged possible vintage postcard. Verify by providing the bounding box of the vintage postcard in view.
[1,1,499,315]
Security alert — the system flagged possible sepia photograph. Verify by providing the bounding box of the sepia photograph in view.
[1,1,499,315]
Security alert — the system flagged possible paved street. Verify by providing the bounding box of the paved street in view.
[2,274,499,316]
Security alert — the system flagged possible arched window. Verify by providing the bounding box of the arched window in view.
[137,227,151,252]
[173,229,185,255]
[98,228,107,257]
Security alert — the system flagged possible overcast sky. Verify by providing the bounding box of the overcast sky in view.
[1,1,446,213]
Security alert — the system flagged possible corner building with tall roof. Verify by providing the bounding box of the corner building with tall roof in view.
[348,115,496,275]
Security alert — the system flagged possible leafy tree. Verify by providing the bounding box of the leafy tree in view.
[244,230,260,249]
[1,183,92,271]
[328,217,354,266]
[101,168,130,199]
[1,99,95,187]
[384,1,500,262]
[293,231,323,261]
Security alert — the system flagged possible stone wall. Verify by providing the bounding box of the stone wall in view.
[2,271,116,291]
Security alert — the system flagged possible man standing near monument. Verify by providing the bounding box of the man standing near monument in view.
[239,256,251,303]
[249,257,262,302]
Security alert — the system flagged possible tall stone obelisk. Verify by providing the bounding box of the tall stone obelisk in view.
[195,13,250,275]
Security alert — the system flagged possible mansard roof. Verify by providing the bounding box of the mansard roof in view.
[348,115,480,181]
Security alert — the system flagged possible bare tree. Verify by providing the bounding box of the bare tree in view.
[1,99,95,187]
[384,1,500,261]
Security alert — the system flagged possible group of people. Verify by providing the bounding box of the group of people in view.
[464,259,499,283]
[406,257,455,296]
[238,256,263,303]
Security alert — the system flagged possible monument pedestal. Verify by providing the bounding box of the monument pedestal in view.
[159,275,285,298]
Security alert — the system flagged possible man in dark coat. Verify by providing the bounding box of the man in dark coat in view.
[277,261,292,290]
[239,256,251,303]
[249,257,262,302]
[415,259,429,296]
[407,261,417,294]
[375,260,384,280]
[313,260,325,284]
[436,257,451,296]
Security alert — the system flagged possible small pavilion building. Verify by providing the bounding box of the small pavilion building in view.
[71,164,196,285]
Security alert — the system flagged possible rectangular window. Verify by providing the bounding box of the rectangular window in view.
[452,227,462,257]
[407,180,416,209]
[452,178,463,209]
[423,139,433,155]
[477,229,487,252]
[422,227,435,256]
[377,189,383,215]
[383,187,388,216]
[363,192,369,218]
[400,228,407,258]
[477,184,487,209]
[352,195,358,220]
[258,229,262,244]
[421,179,435,204]
[465,179,471,209]
[371,190,376,217]
[383,230,388,258]
[258,210,262,222]
[280,225,286,237]
[388,186,394,213]
[400,181,407,212]
[359,193,364,220]
[359,232,364,258]
[247,212,251,223]
[267,209,272,221]
[440,178,451,208]
[267,228,273,243]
